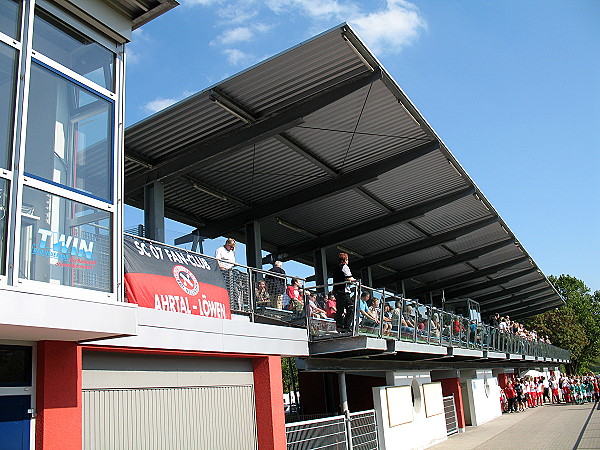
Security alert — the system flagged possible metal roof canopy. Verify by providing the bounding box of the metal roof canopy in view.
[124,24,563,318]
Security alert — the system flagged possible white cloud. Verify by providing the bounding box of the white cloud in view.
[349,0,427,54]
[143,91,195,114]
[266,0,426,54]
[213,27,253,45]
[267,0,357,18]
[223,48,254,66]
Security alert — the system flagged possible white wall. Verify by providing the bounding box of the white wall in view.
[373,371,447,450]
[462,375,502,426]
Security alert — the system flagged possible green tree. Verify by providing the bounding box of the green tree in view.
[525,274,600,374]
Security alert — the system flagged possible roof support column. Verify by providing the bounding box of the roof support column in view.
[313,248,328,293]
[245,220,262,269]
[144,181,164,242]
[361,267,373,288]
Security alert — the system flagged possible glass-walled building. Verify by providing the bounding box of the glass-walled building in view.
[1,0,122,300]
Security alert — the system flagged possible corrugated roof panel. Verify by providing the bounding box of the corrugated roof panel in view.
[340,222,423,255]
[411,195,491,235]
[444,223,509,253]
[469,245,524,269]
[279,190,385,236]
[385,246,453,269]
[362,152,468,211]
[415,264,474,284]
[193,137,329,205]
[258,217,312,250]
[220,29,368,116]
[162,178,239,222]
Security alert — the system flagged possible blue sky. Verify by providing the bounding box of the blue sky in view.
[124,0,600,292]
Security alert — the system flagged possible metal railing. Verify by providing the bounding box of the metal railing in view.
[286,410,379,450]
[304,281,570,361]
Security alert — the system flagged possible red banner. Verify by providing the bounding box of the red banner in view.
[124,236,231,319]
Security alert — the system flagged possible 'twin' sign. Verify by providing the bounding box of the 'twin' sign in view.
[33,228,95,260]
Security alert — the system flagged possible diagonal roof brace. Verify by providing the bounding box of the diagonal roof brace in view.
[474,285,552,306]
[352,216,499,271]
[443,267,539,299]
[471,279,546,303]
[478,286,552,306]
[485,294,559,314]
[374,238,516,286]
[125,69,383,196]
[404,255,532,296]
[270,186,475,261]
[199,139,441,238]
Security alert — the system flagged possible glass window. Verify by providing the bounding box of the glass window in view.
[0,178,8,275]
[24,62,113,201]
[0,0,20,40]
[0,42,17,170]
[33,8,114,90]
[19,186,112,292]
[0,346,32,386]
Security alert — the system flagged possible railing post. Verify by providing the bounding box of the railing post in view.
[338,372,354,450]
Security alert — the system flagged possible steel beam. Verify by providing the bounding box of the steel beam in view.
[483,294,557,313]
[374,238,515,286]
[501,296,562,316]
[352,216,498,271]
[472,279,545,303]
[271,186,475,261]
[479,286,552,307]
[125,69,382,196]
[403,256,531,296]
[512,303,562,319]
[443,267,539,298]
[199,140,440,237]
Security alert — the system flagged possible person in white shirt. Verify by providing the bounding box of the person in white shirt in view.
[215,238,236,270]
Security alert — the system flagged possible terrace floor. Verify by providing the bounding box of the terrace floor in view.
[432,400,600,449]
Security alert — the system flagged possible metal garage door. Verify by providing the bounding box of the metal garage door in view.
[82,352,257,450]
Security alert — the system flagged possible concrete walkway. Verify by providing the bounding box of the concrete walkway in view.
[431,401,600,449]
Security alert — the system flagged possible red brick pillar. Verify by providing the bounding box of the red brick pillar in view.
[253,356,286,449]
[439,377,466,430]
[36,341,82,450]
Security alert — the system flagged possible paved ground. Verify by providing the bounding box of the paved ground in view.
[431,401,600,450]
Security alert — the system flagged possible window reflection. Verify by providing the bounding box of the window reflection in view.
[33,8,114,91]
[0,42,17,170]
[24,63,113,201]
[19,186,112,292]
[0,0,20,40]
[0,178,8,275]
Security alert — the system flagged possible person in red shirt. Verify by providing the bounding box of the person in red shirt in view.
[325,293,337,319]
[505,381,517,413]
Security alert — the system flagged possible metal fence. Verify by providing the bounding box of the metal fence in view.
[286,415,348,450]
[442,395,459,436]
[286,410,379,450]
[304,281,570,361]
[350,410,379,450]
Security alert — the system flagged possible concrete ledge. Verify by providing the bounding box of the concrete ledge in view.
[485,351,507,359]
[448,347,484,358]
[309,335,387,356]
[0,288,138,341]
[88,307,309,356]
[393,340,448,356]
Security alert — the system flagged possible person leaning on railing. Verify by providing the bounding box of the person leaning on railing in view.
[332,252,356,331]
[266,260,286,309]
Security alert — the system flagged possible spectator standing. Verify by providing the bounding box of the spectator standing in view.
[332,252,356,331]
[266,260,286,309]
[215,238,240,309]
